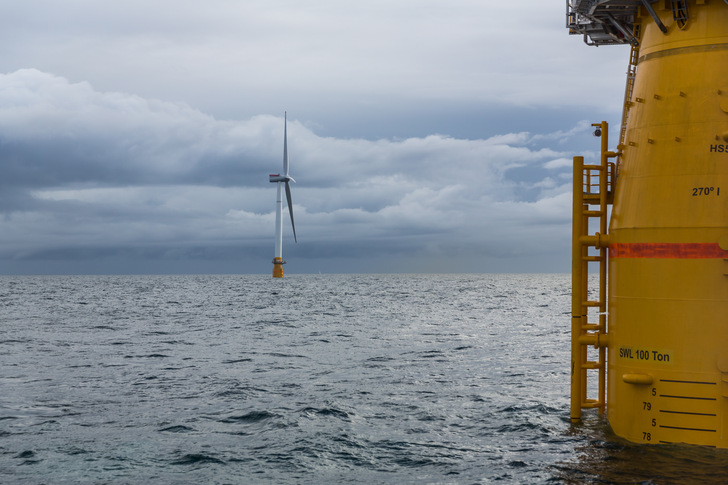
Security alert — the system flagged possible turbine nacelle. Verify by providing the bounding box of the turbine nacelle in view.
[269,174,290,183]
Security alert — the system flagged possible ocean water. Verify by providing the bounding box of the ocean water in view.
[1,273,728,484]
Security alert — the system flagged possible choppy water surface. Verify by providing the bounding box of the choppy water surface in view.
[2,274,728,483]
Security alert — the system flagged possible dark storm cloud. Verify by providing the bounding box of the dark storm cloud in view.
[0,70,283,189]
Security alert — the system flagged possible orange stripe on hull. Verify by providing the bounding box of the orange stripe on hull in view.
[609,243,728,259]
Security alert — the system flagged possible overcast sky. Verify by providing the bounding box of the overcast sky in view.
[0,1,630,275]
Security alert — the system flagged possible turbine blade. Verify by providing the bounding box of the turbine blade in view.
[285,181,297,243]
[283,112,289,177]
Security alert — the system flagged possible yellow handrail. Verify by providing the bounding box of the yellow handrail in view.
[571,121,615,422]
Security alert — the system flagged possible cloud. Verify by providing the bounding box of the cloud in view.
[0,1,629,126]
[544,158,575,170]
[0,69,277,189]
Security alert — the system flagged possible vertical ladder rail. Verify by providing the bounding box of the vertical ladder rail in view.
[571,121,615,423]
[618,28,639,180]
[597,122,610,416]
[672,1,689,29]
[571,155,585,422]
[620,34,639,151]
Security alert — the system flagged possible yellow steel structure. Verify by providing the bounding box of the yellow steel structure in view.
[273,257,285,278]
[569,1,728,447]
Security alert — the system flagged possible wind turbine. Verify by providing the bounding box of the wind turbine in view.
[269,112,297,278]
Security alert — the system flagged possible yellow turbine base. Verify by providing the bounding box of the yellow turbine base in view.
[272,258,284,278]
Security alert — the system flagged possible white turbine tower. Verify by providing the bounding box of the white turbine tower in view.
[269,112,297,278]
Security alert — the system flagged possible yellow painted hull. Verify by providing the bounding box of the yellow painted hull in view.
[608,3,728,446]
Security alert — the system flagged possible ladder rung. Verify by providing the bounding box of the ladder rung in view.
[583,210,604,217]
[582,256,604,262]
[581,324,601,331]
[578,333,606,347]
[581,400,603,409]
[582,300,602,307]
[582,360,603,370]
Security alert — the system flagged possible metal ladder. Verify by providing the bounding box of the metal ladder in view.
[619,25,640,165]
[672,1,689,29]
[571,121,616,422]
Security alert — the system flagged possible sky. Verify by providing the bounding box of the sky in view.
[0,1,631,275]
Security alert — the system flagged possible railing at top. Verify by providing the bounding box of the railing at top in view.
[567,0,641,46]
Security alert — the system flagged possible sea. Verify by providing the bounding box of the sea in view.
[2,273,728,484]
